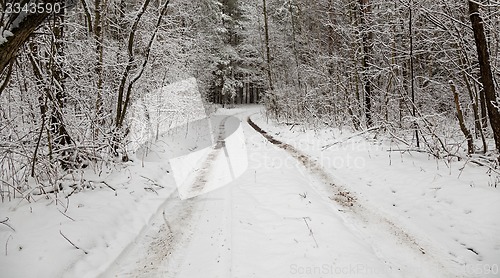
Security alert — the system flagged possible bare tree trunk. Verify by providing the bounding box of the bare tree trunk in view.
[450,82,474,154]
[116,0,170,127]
[480,89,488,128]
[116,0,152,128]
[349,2,362,129]
[262,0,273,91]
[118,0,171,127]
[408,0,419,147]
[80,0,93,34]
[469,1,500,154]
[359,0,373,127]
[94,0,105,134]
[458,52,487,153]
[288,0,302,92]
[0,61,14,97]
[51,10,72,151]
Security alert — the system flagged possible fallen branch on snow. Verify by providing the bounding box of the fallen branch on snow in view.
[5,235,12,256]
[303,217,319,248]
[86,180,117,196]
[57,209,75,222]
[140,175,165,188]
[0,217,15,232]
[468,159,500,175]
[387,148,430,154]
[144,187,159,195]
[387,148,462,160]
[60,230,88,254]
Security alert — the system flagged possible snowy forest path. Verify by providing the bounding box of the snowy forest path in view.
[100,106,454,278]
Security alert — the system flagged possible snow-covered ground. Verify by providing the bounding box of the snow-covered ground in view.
[249,108,500,278]
[1,105,499,277]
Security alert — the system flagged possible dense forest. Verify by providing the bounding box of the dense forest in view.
[1,0,500,198]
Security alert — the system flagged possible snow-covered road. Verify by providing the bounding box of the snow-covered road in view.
[101,107,458,278]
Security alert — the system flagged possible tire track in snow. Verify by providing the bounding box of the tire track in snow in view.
[247,117,355,207]
[175,115,234,277]
[98,188,202,278]
[188,116,230,197]
[164,114,235,278]
[101,115,236,278]
[247,116,455,277]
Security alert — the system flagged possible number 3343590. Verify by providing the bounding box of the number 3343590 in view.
[5,2,62,14]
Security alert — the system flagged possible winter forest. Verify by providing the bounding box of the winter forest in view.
[1,0,500,190]
[1,0,500,277]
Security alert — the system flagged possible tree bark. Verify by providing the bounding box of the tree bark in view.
[262,0,273,91]
[458,52,487,153]
[80,0,93,34]
[0,0,60,74]
[0,61,14,97]
[50,10,72,150]
[408,0,419,147]
[450,81,474,154]
[288,0,302,92]
[468,1,500,153]
[94,0,105,133]
[358,0,373,127]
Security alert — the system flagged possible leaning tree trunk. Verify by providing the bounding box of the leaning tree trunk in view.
[468,1,500,154]
[0,0,60,74]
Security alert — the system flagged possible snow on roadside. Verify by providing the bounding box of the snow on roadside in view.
[0,77,208,278]
[0,159,176,278]
[250,111,500,278]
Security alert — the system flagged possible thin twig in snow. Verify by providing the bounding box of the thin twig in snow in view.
[57,209,75,221]
[162,210,172,234]
[65,187,78,198]
[144,187,158,195]
[140,175,164,188]
[322,126,381,150]
[101,181,116,192]
[302,217,319,248]
[5,235,12,256]
[0,217,15,232]
[59,230,88,254]
[65,197,70,213]
[88,180,117,195]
